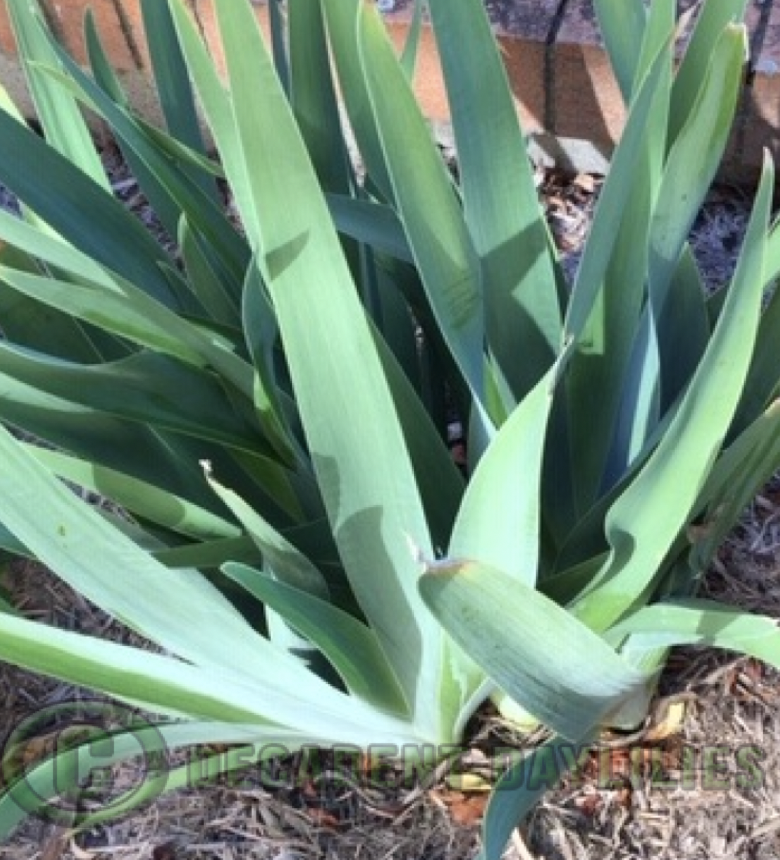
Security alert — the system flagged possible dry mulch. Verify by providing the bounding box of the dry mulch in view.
[3,499,780,860]
[1,154,779,860]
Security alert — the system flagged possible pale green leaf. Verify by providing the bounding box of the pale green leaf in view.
[477,735,593,860]
[428,0,560,404]
[170,0,454,741]
[669,0,748,146]
[449,370,554,585]
[607,599,780,672]
[358,4,486,408]
[223,562,408,714]
[418,560,650,741]
[5,0,108,188]
[24,445,240,541]
[592,0,647,100]
[571,155,773,632]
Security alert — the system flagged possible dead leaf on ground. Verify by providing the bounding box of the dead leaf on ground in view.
[305,807,341,830]
[431,790,488,826]
[573,172,598,193]
[645,700,688,742]
[68,839,97,860]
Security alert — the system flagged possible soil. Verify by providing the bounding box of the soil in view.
[0,150,779,860]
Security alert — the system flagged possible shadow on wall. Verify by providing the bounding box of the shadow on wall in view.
[499,0,618,173]
[502,0,778,182]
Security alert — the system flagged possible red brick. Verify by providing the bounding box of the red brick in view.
[500,34,546,136]
[182,0,271,81]
[0,2,17,56]
[552,2,624,148]
[738,0,780,171]
[384,1,555,135]
[40,0,140,70]
[0,0,770,182]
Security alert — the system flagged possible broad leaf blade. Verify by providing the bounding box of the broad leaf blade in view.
[320,0,394,201]
[669,0,748,147]
[563,3,673,516]
[564,38,671,346]
[449,371,554,585]
[0,610,417,741]
[428,0,561,404]
[418,560,650,741]
[477,736,592,860]
[0,110,179,309]
[648,25,746,411]
[38,46,250,294]
[223,562,408,714]
[734,258,780,432]
[206,471,329,599]
[592,0,647,101]
[140,0,214,168]
[690,400,780,571]
[609,599,780,672]
[0,346,273,455]
[5,0,108,188]
[289,0,353,196]
[0,426,421,741]
[399,0,425,80]
[357,5,486,411]
[572,154,774,632]
[0,423,273,674]
[171,0,454,740]
[25,445,240,541]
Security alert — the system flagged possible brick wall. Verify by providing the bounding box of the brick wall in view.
[0,0,776,181]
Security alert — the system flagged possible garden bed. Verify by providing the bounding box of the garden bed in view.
[1,155,779,859]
